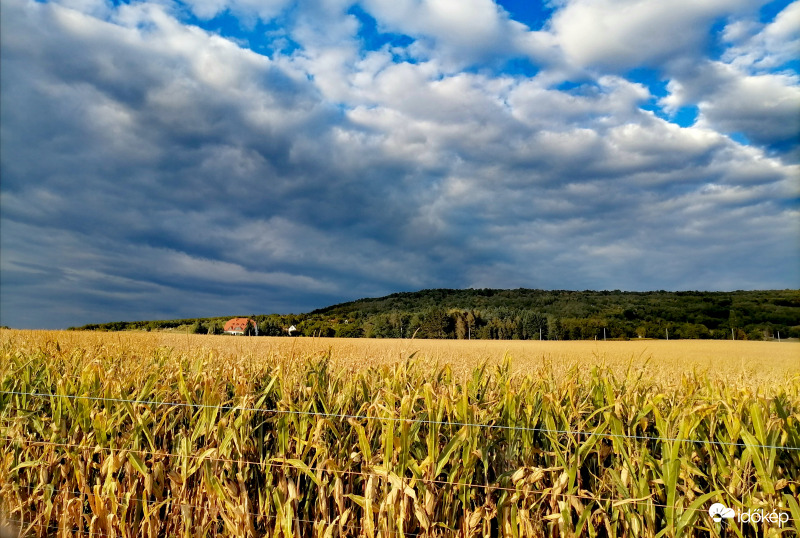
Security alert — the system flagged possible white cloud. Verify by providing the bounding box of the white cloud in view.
[698,71,800,145]
[507,75,651,129]
[52,0,112,18]
[661,60,800,150]
[360,0,553,69]
[1,0,798,328]
[363,0,507,52]
[549,0,755,70]
[722,1,800,72]
[178,0,291,21]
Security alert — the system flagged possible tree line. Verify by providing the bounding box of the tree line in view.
[70,288,800,340]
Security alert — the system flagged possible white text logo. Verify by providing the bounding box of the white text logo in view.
[708,503,789,528]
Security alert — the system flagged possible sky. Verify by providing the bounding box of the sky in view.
[1,0,799,329]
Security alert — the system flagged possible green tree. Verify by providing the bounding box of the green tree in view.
[420,307,452,338]
[335,322,363,338]
[465,311,477,339]
[454,312,467,339]
[548,316,564,340]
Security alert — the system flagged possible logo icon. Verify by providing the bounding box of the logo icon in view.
[709,503,735,522]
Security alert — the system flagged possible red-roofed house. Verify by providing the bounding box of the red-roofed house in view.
[224,318,256,335]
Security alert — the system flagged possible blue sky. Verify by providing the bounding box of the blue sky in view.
[1,0,798,328]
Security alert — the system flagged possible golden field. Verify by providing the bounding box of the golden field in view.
[3,329,796,383]
[1,329,799,537]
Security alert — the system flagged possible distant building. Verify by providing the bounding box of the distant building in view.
[286,325,297,335]
[224,318,255,335]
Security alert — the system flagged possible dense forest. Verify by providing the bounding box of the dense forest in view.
[70,288,800,341]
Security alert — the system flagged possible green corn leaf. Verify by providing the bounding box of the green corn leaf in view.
[436,426,468,477]
[675,490,720,535]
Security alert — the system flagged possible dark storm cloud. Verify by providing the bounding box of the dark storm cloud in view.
[1,0,798,328]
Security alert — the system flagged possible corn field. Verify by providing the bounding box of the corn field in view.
[1,330,798,537]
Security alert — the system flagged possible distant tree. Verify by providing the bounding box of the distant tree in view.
[407,314,423,339]
[243,320,256,336]
[258,319,282,336]
[392,312,411,338]
[300,319,335,337]
[746,328,764,340]
[420,307,452,338]
[465,311,477,339]
[454,312,467,339]
[498,317,515,340]
[365,315,393,338]
[548,317,564,340]
[335,322,363,338]
[534,312,548,340]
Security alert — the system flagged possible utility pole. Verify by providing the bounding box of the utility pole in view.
[666,328,669,340]
[777,331,781,342]
[731,328,735,340]
[603,328,606,341]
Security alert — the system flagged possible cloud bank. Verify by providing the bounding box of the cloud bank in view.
[1,0,798,328]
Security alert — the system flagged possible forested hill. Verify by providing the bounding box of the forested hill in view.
[306,289,800,340]
[312,288,797,320]
[71,288,800,341]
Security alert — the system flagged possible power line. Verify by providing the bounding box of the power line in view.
[2,390,797,451]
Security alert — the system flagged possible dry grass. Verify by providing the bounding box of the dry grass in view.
[1,329,798,537]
